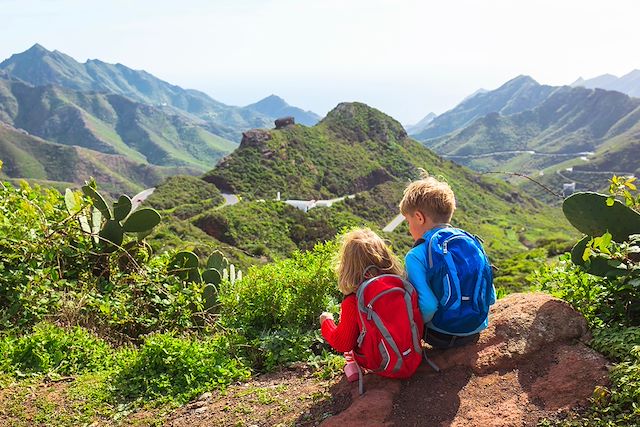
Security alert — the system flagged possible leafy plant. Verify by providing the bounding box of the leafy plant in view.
[3,323,114,376]
[218,240,339,335]
[112,332,251,404]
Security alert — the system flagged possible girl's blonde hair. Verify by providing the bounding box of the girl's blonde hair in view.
[335,228,403,295]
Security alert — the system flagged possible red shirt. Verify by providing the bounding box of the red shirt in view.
[321,294,360,353]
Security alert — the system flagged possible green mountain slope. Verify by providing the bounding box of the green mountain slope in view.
[412,76,557,140]
[191,103,574,262]
[0,44,320,141]
[0,77,236,171]
[422,85,640,196]
[0,123,189,194]
[428,87,640,157]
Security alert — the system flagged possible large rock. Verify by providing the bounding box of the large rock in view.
[322,293,610,427]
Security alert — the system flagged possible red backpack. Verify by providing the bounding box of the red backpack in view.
[352,274,424,390]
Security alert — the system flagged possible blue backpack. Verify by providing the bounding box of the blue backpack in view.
[415,227,495,334]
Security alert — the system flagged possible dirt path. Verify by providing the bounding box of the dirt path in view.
[166,366,351,427]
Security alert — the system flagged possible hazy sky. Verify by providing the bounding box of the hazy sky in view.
[1,0,638,123]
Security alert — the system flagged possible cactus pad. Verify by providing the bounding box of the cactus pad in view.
[82,185,111,219]
[563,192,640,242]
[99,219,124,251]
[114,195,132,222]
[64,189,81,215]
[207,251,228,271]
[202,268,222,285]
[170,251,199,280]
[202,283,218,311]
[122,208,161,232]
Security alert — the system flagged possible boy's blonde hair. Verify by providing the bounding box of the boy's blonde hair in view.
[399,173,456,223]
[335,228,403,295]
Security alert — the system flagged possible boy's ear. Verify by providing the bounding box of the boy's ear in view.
[415,210,426,224]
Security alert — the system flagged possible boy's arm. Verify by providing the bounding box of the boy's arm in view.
[405,252,438,323]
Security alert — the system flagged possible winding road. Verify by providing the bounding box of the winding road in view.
[218,192,403,232]
[443,150,595,159]
[220,193,239,207]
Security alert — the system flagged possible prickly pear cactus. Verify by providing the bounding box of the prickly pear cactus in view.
[563,192,640,242]
[82,184,111,219]
[202,268,222,285]
[202,283,218,311]
[170,251,201,282]
[207,250,229,271]
[113,195,132,222]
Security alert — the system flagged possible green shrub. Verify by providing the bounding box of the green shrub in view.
[0,182,93,327]
[248,328,323,371]
[494,248,548,294]
[112,332,251,404]
[218,240,340,335]
[82,253,209,339]
[591,327,640,361]
[533,255,609,327]
[4,323,114,376]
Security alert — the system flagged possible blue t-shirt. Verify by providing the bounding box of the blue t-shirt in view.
[405,227,490,336]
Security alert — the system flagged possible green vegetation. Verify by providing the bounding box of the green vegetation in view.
[0,177,342,424]
[145,175,224,212]
[0,76,237,194]
[535,177,640,425]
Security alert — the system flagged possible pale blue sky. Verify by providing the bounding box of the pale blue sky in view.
[1,0,638,123]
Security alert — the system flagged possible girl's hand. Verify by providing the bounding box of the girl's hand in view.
[319,312,334,324]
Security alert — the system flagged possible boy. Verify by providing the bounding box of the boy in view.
[400,175,495,349]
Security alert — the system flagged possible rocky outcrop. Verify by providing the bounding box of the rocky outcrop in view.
[238,129,272,149]
[322,293,610,427]
[275,116,295,129]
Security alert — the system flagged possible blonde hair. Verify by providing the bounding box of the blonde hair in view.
[335,228,403,295]
[399,172,456,223]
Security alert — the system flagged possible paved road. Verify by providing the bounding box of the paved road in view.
[443,150,595,159]
[219,192,405,234]
[221,193,239,207]
[383,213,405,233]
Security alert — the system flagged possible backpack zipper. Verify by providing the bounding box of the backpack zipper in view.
[367,287,404,310]
[442,235,469,253]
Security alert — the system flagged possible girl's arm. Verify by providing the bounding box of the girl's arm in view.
[320,295,359,353]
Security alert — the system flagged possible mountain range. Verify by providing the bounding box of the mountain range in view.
[0,44,322,192]
[572,70,640,98]
[0,44,321,141]
[412,76,557,141]
[405,112,436,134]
[411,75,640,196]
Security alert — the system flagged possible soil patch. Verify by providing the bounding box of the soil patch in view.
[167,365,349,427]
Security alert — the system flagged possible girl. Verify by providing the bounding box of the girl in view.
[320,228,423,383]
